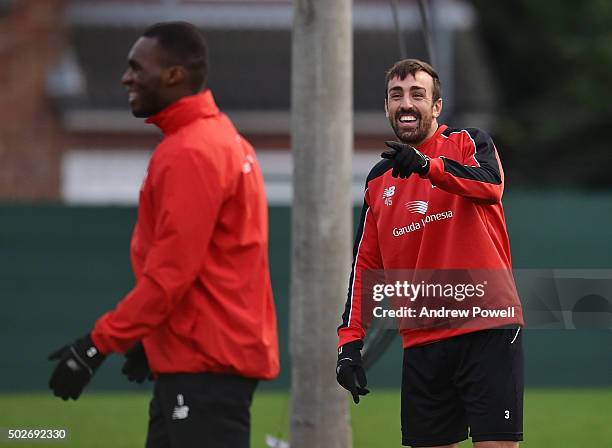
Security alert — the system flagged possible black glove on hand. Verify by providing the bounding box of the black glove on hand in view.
[48,334,105,400]
[122,342,152,383]
[381,140,429,179]
[336,340,370,404]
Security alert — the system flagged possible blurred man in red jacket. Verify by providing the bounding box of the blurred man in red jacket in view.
[48,22,279,448]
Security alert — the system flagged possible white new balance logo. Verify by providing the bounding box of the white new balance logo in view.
[383,186,396,206]
[172,394,190,420]
[405,200,429,215]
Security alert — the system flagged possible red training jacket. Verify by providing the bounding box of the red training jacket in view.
[338,124,524,349]
[92,91,280,380]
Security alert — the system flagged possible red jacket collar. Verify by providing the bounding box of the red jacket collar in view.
[417,124,447,153]
[145,90,219,135]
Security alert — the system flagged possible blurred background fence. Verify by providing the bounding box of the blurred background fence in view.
[2,192,612,392]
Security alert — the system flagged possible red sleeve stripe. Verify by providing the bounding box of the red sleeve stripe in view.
[440,129,481,167]
[439,128,502,184]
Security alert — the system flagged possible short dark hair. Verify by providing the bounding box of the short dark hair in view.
[143,21,208,92]
[385,58,441,102]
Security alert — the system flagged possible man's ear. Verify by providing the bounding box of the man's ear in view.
[432,98,443,118]
[384,99,389,118]
[164,66,187,87]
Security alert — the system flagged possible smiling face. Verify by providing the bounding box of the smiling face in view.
[385,70,443,146]
[121,37,170,118]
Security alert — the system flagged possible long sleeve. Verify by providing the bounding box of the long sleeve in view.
[426,128,504,204]
[92,147,225,353]
[338,187,384,347]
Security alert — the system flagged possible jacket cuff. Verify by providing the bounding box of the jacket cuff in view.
[337,327,365,348]
[423,157,444,183]
[90,328,111,355]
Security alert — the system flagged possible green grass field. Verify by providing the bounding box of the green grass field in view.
[1,389,611,447]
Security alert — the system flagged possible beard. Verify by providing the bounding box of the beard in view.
[389,107,434,145]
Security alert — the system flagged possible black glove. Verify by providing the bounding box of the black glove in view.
[381,140,429,179]
[48,334,106,400]
[336,340,370,404]
[122,342,152,383]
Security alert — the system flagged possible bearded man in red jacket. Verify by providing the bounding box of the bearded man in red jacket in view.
[48,22,279,448]
[336,59,524,448]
